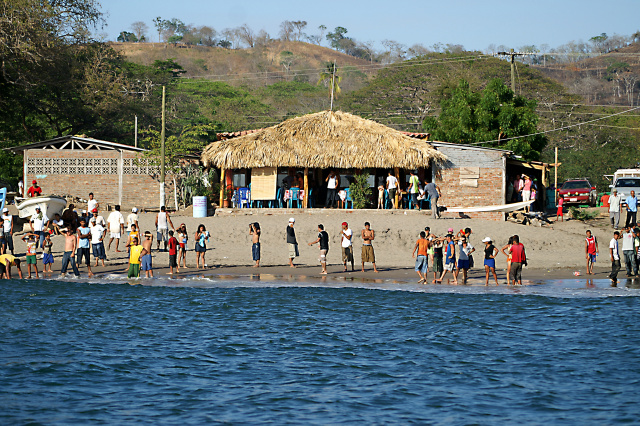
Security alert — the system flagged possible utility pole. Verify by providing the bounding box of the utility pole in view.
[496,49,535,93]
[134,115,138,148]
[329,61,336,111]
[160,86,166,208]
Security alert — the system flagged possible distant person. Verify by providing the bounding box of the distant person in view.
[609,231,621,285]
[482,237,499,286]
[22,232,38,278]
[455,237,474,284]
[0,254,22,279]
[625,190,638,228]
[60,228,80,278]
[127,237,143,279]
[506,178,514,203]
[61,204,79,230]
[408,171,420,210]
[167,230,179,274]
[250,222,261,267]
[107,205,125,252]
[90,217,107,267]
[286,218,298,268]
[431,236,444,283]
[87,192,98,212]
[556,196,564,222]
[609,189,622,229]
[18,179,24,197]
[42,233,54,273]
[30,206,48,250]
[76,218,93,277]
[26,180,42,197]
[621,226,637,277]
[436,233,457,284]
[361,222,378,273]
[412,231,430,283]
[508,235,527,286]
[195,224,209,269]
[340,221,354,272]
[386,171,398,209]
[522,175,532,212]
[91,208,106,228]
[155,206,174,251]
[2,207,14,255]
[377,184,385,209]
[585,230,599,275]
[127,207,139,237]
[177,224,188,269]
[424,180,441,219]
[49,213,64,235]
[513,174,523,202]
[308,224,329,275]
[325,170,339,208]
[140,231,154,278]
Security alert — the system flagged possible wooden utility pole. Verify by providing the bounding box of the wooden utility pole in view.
[160,86,166,208]
[497,49,535,93]
[303,167,309,208]
[329,61,336,111]
[134,115,138,148]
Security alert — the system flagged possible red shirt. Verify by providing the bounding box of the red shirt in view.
[27,186,42,197]
[510,243,526,263]
[168,237,178,255]
[586,236,597,255]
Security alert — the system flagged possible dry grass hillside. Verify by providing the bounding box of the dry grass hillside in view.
[112,41,373,89]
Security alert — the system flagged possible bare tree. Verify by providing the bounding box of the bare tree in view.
[255,29,271,47]
[406,43,430,58]
[130,21,148,42]
[291,20,307,41]
[222,27,241,49]
[199,26,217,46]
[279,20,294,41]
[237,24,255,48]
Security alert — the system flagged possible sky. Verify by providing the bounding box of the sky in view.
[101,0,639,51]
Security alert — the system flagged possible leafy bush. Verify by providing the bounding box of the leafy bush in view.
[348,172,372,209]
[568,206,598,221]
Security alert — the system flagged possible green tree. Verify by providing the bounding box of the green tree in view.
[326,26,349,51]
[117,31,138,42]
[317,62,342,99]
[423,79,547,159]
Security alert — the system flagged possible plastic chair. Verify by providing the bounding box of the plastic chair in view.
[420,194,431,210]
[288,187,301,208]
[238,187,251,208]
[344,188,353,209]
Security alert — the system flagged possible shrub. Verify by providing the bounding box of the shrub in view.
[568,206,598,221]
[349,172,372,209]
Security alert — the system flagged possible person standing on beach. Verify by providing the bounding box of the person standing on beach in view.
[482,237,499,286]
[250,222,261,267]
[22,233,38,278]
[127,207,139,239]
[308,224,329,274]
[107,205,125,252]
[27,180,42,197]
[287,218,298,268]
[609,189,622,229]
[76,219,93,277]
[412,231,430,283]
[91,208,106,228]
[585,230,599,275]
[30,206,48,250]
[454,238,474,284]
[90,218,107,267]
[625,190,638,228]
[508,235,527,286]
[140,231,154,278]
[431,236,444,283]
[60,228,80,278]
[556,196,564,222]
[177,224,188,269]
[341,222,354,272]
[2,208,13,255]
[437,234,457,284]
[42,233,54,273]
[425,181,441,219]
[361,222,378,272]
[621,226,637,277]
[127,237,143,278]
[87,192,98,213]
[167,230,179,274]
[386,171,398,209]
[609,231,621,285]
[195,224,209,269]
[156,206,174,252]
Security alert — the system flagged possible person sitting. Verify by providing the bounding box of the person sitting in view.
[48,213,64,235]
[338,188,347,209]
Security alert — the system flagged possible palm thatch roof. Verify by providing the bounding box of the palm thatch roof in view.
[201,110,447,169]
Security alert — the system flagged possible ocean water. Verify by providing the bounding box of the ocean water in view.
[1,276,639,424]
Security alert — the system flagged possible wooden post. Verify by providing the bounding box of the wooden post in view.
[303,167,309,209]
[554,147,558,205]
[219,168,225,207]
[394,167,400,209]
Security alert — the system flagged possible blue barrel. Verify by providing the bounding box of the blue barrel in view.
[193,196,207,218]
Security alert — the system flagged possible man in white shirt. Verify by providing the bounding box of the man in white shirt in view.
[386,171,398,209]
[127,207,139,234]
[608,189,622,229]
[1,207,13,255]
[107,205,125,252]
[341,221,354,272]
[90,209,106,227]
[609,231,621,284]
[621,226,637,277]
[90,219,107,267]
[30,206,49,250]
[87,192,98,213]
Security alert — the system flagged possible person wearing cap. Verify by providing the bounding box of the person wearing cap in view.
[609,189,622,229]
[1,207,13,255]
[30,206,49,250]
[308,224,329,274]
[340,222,354,272]
[27,180,42,198]
[286,218,298,268]
[482,237,499,286]
[87,192,99,213]
[127,207,139,238]
[90,208,106,228]
[0,253,23,279]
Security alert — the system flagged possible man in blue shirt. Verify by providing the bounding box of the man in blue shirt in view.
[625,190,637,228]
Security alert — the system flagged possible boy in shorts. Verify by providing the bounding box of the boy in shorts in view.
[42,233,54,273]
[585,230,599,275]
[140,231,154,278]
[167,230,179,274]
[308,224,329,274]
[22,232,39,278]
[412,231,430,283]
[127,237,143,278]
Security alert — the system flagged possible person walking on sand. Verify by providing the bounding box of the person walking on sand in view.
[482,237,499,286]
[107,205,125,252]
[155,206,174,252]
[286,218,298,268]
[609,231,621,285]
[309,224,329,274]
[250,222,261,267]
[412,231,430,283]
[90,218,107,267]
[621,226,637,277]
[424,180,441,219]
[60,228,80,278]
[436,233,457,284]
[195,224,209,269]
[167,230,179,274]
[585,230,599,275]
[625,190,638,228]
[127,237,143,278]
[76,218,93,277]
[609,189,622,229]
[361,222,378,272]
[340,222,354,272]
[508,235,527,286]
[386,171,398,209]
[140,231,154,278]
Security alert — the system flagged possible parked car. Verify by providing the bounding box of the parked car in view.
[611,176,640,200]
[558,178,597,206]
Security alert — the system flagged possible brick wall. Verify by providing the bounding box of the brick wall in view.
[434,144,506,221]
[25,149,175,210]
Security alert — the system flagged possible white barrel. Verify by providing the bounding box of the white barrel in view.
[193,196,208,218]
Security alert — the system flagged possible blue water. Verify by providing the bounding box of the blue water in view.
[1,277,640,424]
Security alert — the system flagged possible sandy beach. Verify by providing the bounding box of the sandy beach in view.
[8,205,626,284]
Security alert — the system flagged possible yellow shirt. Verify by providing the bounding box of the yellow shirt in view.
[0,254,15,266]
[129,245,143,265]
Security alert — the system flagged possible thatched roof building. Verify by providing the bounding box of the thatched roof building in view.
[201,110,446,169]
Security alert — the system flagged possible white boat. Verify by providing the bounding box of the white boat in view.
[445,200,534,213]
[16,195,67,219]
